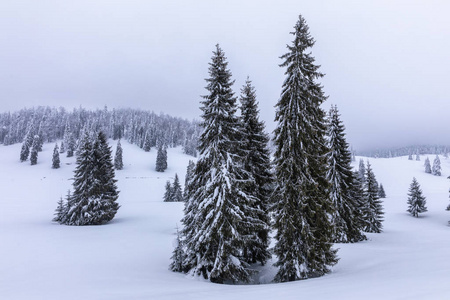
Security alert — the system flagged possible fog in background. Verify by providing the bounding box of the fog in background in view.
[1,0,449,151]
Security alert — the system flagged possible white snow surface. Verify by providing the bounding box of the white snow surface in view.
[1,143,450,299]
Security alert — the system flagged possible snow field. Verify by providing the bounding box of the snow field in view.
[1,143,450,299]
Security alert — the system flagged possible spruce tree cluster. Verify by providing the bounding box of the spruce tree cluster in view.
[407,177,427,217]
[178,44,268,283]
[163,174,184,202]
[271,15,337,282]
[53,131,120,225]
[326,105,366,243]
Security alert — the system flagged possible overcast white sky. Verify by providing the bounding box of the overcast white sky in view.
[1,0,449,151]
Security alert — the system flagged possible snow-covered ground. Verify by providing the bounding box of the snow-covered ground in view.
[1,142,450,299]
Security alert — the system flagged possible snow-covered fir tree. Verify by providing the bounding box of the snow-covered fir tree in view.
[181,45,264,283]
[59,140,65,153]
[271,15,338,282]
[163,181,173,202]
[432,155,441,176]
[406,177,427,217]
[52,196,66,223]
[171,174,183,202]
[408,154,413,160]
[30,135,39,165]
[378,183,386,198]
[170,227,186,273]
[416,153,420,161]
[362,161,384,233]
[155,144,168,172]
[326,105,366,243]
[56,131,120,225]
[424,157,432,174]
[238,77,272,265]
[143,132,151,152]
[183,160,195,201]
[358,159,366,183]
[66,132,76,157]
[19,128,34,162]
[52,143,60,169]
[114,139,123,170]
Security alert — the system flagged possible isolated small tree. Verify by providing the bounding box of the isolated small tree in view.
[52,196,66,223]
[432,155,441,176]
[378,183,386,198]
[408,154,413,160]
[171,174,183,202]
[52,143,60,169]
[407,177,427,217]
[114,139,123,170]
[155,144,168,172]
[424,157,432,174]
[163,181,173,202]
[415,153,420,161]
[169,227,186,273]
[362,161,384,233]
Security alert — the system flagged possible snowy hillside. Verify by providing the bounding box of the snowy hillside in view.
[1,142,450,299]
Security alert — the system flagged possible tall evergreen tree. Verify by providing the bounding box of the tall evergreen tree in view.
[183,160,195,201]
[432,155,441,176]
[52,143,60,169]
[114,139,124,170]
[271,15,338,282]
[171,174,183,202]
[408,153,413,160]
[20,129,34,162]
[163,181,173,202]
[407,177,427,217]
[362,161,383,233]
[181,45,263,283]
[326,105,366,243]
[59,140,66,153]
[58,131,120,225]
[239,77,272,265]
[424,157,432,174]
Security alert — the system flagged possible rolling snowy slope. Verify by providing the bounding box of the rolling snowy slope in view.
[1,143,450,300]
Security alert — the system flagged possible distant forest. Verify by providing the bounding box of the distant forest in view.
[0,106,200,157]
[358,145,450,158]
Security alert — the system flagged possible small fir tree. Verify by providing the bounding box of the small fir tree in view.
[362,161,384,233]
[408,154,413,160]
[406,177,427,217]
[143,132,151,152]
[52,196,66,223]
[424,157,432,174]
[163,181,173,202]
[170,227,186,273]
[415,153,420,161]
[52,143,60,169]
[114,139,124,170]
[155,144,168,172]
[378,183,386,198]
[432,155,441,176]
[20,130,34,162]
[171,174,183,202]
